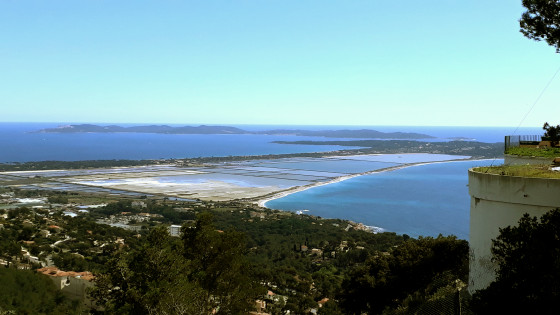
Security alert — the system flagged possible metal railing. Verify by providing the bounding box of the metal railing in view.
[505,135,542,151]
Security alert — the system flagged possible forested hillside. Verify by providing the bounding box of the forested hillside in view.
[0,194,469,314]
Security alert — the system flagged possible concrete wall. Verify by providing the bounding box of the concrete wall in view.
[468,170,560,293]
[47,276,95,307]
[504,154,553,166]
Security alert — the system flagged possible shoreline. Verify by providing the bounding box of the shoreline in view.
[254,157,482,208]
[2,154,496,205]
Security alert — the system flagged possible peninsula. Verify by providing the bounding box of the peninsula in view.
[37,124,435,139]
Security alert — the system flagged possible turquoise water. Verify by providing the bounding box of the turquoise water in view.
[266,159,501,239]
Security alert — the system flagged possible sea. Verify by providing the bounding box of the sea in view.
[266,159,500,240]
[0,123,541,162]
[0,122,541,239]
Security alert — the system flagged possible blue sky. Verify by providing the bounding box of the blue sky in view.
[1,1,558,127]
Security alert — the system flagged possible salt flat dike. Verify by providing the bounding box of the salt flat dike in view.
[0,139,502,172]
[271,139,503,159]
[36,124,434,139]
[0,154,479,204]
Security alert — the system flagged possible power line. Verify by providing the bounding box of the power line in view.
[486,64,560,171]
[511,64,560,136]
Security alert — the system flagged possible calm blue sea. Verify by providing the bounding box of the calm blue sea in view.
[0,122,541,162]
[0,123,362,163]
[238,124,542,143]
[0,123,523,239]
[266,159,501,240]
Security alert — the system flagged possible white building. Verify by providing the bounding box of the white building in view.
[468,168,560,292]
[169,224,182,237]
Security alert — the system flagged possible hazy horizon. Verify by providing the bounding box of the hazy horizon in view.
[0,121,547,129]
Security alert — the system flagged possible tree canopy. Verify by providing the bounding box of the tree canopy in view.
[542,122,560,146]
[90,213,263,314]
[338,235,469,314]
[520,0,560,52]
[0,268,82,314]
[471,208,560,314]
[0,196,474,314]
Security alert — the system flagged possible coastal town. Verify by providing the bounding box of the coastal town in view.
[0,185,402,313]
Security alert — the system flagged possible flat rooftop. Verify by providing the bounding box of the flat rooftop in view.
[505,147,560,158]
[472,165,560,179]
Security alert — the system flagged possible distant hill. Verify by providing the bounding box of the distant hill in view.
[259,129,434,139]
[37,124,435,139]
[38,124,247,134]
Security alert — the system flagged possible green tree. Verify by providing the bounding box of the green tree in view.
[0,268,81,314]
[471,208,560,314]
[520,0,560,52]
[0,229,21,266]
[90,226,205,314]
[318,300,343,315]
[47,195,68,204]
[339,236,468,314]
[182,212,264,314]
[91,214,262,314]
[542,122,560,146]
[52,252,88,272]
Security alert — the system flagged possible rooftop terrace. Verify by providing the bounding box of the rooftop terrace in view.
[472,164,560,179]
[504,133,560,161]
[505,146,560,158]
[505,134,560,156]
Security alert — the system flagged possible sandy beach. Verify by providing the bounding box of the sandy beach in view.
[2,153,478,203]
[254,157,476,207]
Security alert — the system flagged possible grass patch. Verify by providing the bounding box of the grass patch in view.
[67,195,118,204]
[506,147,560,158]
[473,165,560,179]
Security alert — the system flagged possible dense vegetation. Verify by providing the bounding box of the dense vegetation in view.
[340,236,468,314]
[0,206,139,273]
[92,199,197,224]
[5,193,559,313]
[472,208,560,314]
[0,268,82,314]
[0,194,471,314]
[542,122,560,146]
[273,140,502,159]
[89,210,469,314]
[91,216,263,314]
[0,159,159,171]
[520,0,560,52]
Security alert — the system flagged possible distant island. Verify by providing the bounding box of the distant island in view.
[36,124,435,139]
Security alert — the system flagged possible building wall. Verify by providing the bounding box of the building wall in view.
[503,154,552,165]
[169,224,182,237]
[468,170,560,293]
[47,276,95,307]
